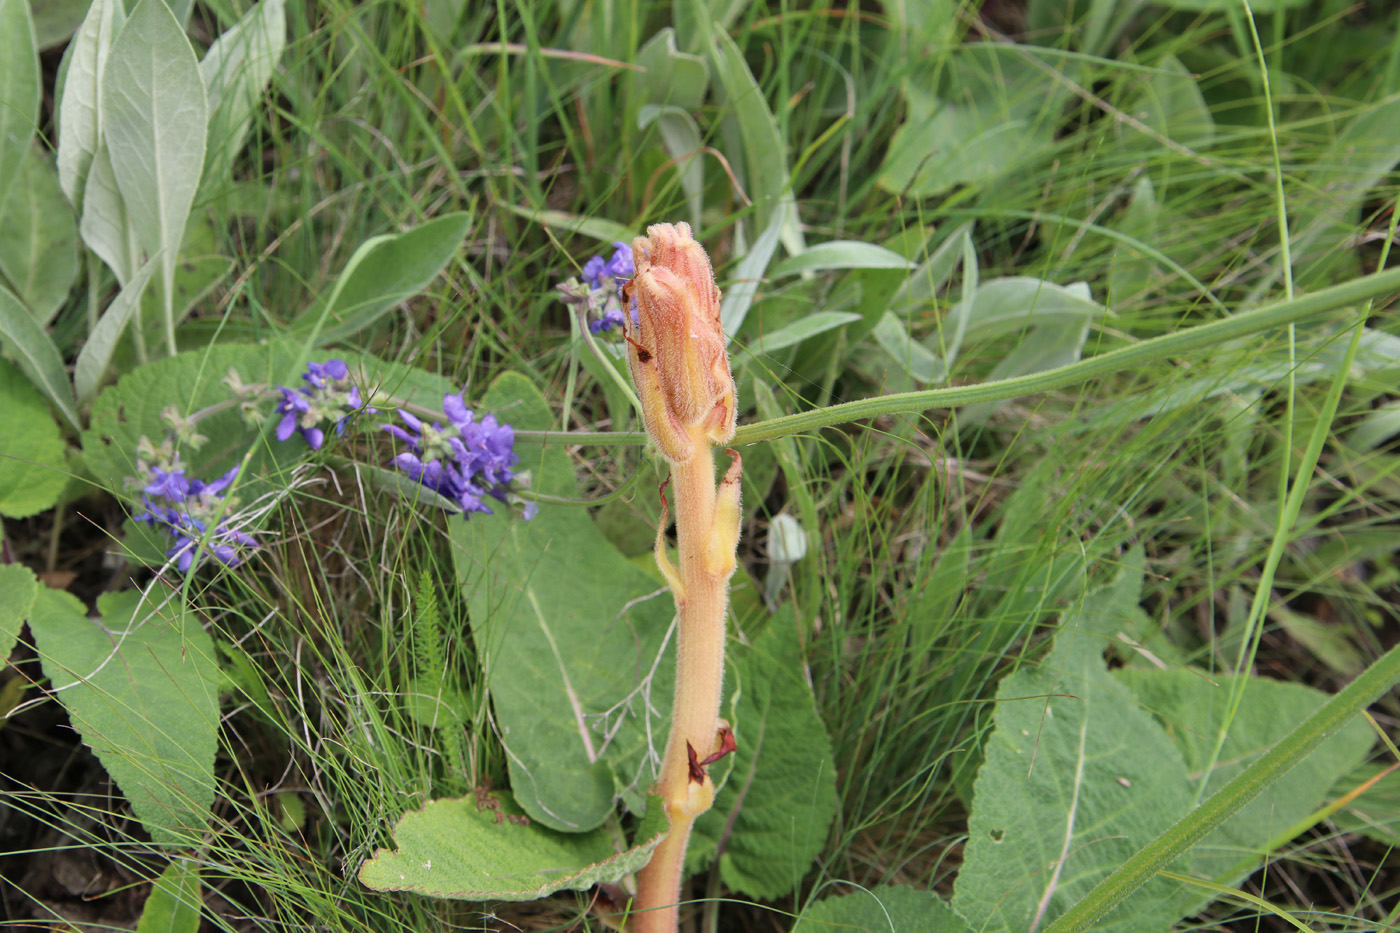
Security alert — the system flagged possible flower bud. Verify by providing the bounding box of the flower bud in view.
[624,222,737,463]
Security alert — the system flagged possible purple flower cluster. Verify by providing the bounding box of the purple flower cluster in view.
[383,393,535,519]
[275,360,366,450]
[557,241,635,334]
[133,458,256,573]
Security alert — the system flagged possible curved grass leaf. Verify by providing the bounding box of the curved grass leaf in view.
[0,283,80,431]
[27,587,220,847]
[0,0,38,212]
[709,29,804,257]
[501,203,634,244]
[451,372,676,831]
[57,0,125,213]
[359,791,668,900]
[0,358,68,518]
[301,212,471,344]
[795,885,973,933]
[0,147,80,325]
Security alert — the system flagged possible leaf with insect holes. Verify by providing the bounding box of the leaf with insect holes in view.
[952,551,1196,933]
[451,372,677,832]
[359,790,668,900]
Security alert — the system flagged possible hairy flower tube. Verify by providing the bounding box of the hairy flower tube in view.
[274,359,368,449]
[627,223,743,933]
[132,446,255,573]
[383,392,536,520]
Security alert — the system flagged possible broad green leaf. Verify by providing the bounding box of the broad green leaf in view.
[957,281,1098,423]
[633,27,707,111]
[638,104,704,227]
[359,791,669,900]
[199,0,286,189]
[75,254,159,402]
[28,587,221,846]
[720,213,781,339]
[952,554,1196,933]
[1113,668,1373,894]
[673,0,747,54]
[0,357,68,518]
[873,311,939,384]
[688,615,838,900]
[79,144,137,284]
[795,885,974,933]
[0,284,81,431]
[0,147,80,325]
[136,862,202,933]
[57,0,125,213]
[301,212,471,344]
[880,48,1065,198]
[1132,55,1213,146]
[1350,401,1400,451]
[501,203,634,245]
[0,562,38,661]
[741,311,862,358]
[939,277,1104,343]
[102,0,208,335]
[771,242,915,278]
[0,0,39,211]
[709,29,804,257]
[889,222,973,317]
[451,372,676,831]
[1107,176,1159,305]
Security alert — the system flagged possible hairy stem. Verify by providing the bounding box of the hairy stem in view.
[633,448,735,932]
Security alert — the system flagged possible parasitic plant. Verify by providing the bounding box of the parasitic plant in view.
[623,223,742,932]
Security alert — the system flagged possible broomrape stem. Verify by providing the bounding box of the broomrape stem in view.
[619,224,741,932]
[633,451,731,932]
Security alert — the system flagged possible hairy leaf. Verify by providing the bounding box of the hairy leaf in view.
[299,212,471,344]
[199,0,286,190]
[0,283,80,431]
[0,0,38,212]
[57,0,125,213]
[795,885,974,933]
[360,791,668,900]
[0,147,80,325]
[136,862,202,933]
[952,553,1195,933]
[0,357,68,519]
[451,372,676,831]
[28,587,221,846]
[0,561,38,661]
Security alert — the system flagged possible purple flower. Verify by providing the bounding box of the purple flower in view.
[562,241,636,335]
[275,359,370,449]
[383,394,533,520]
[132,460,256,573]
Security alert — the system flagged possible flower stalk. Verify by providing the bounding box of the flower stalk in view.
[623,224,742,932]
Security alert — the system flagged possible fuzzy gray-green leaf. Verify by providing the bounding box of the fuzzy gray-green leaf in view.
[0,0,39,212]
[359,791,668,900]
